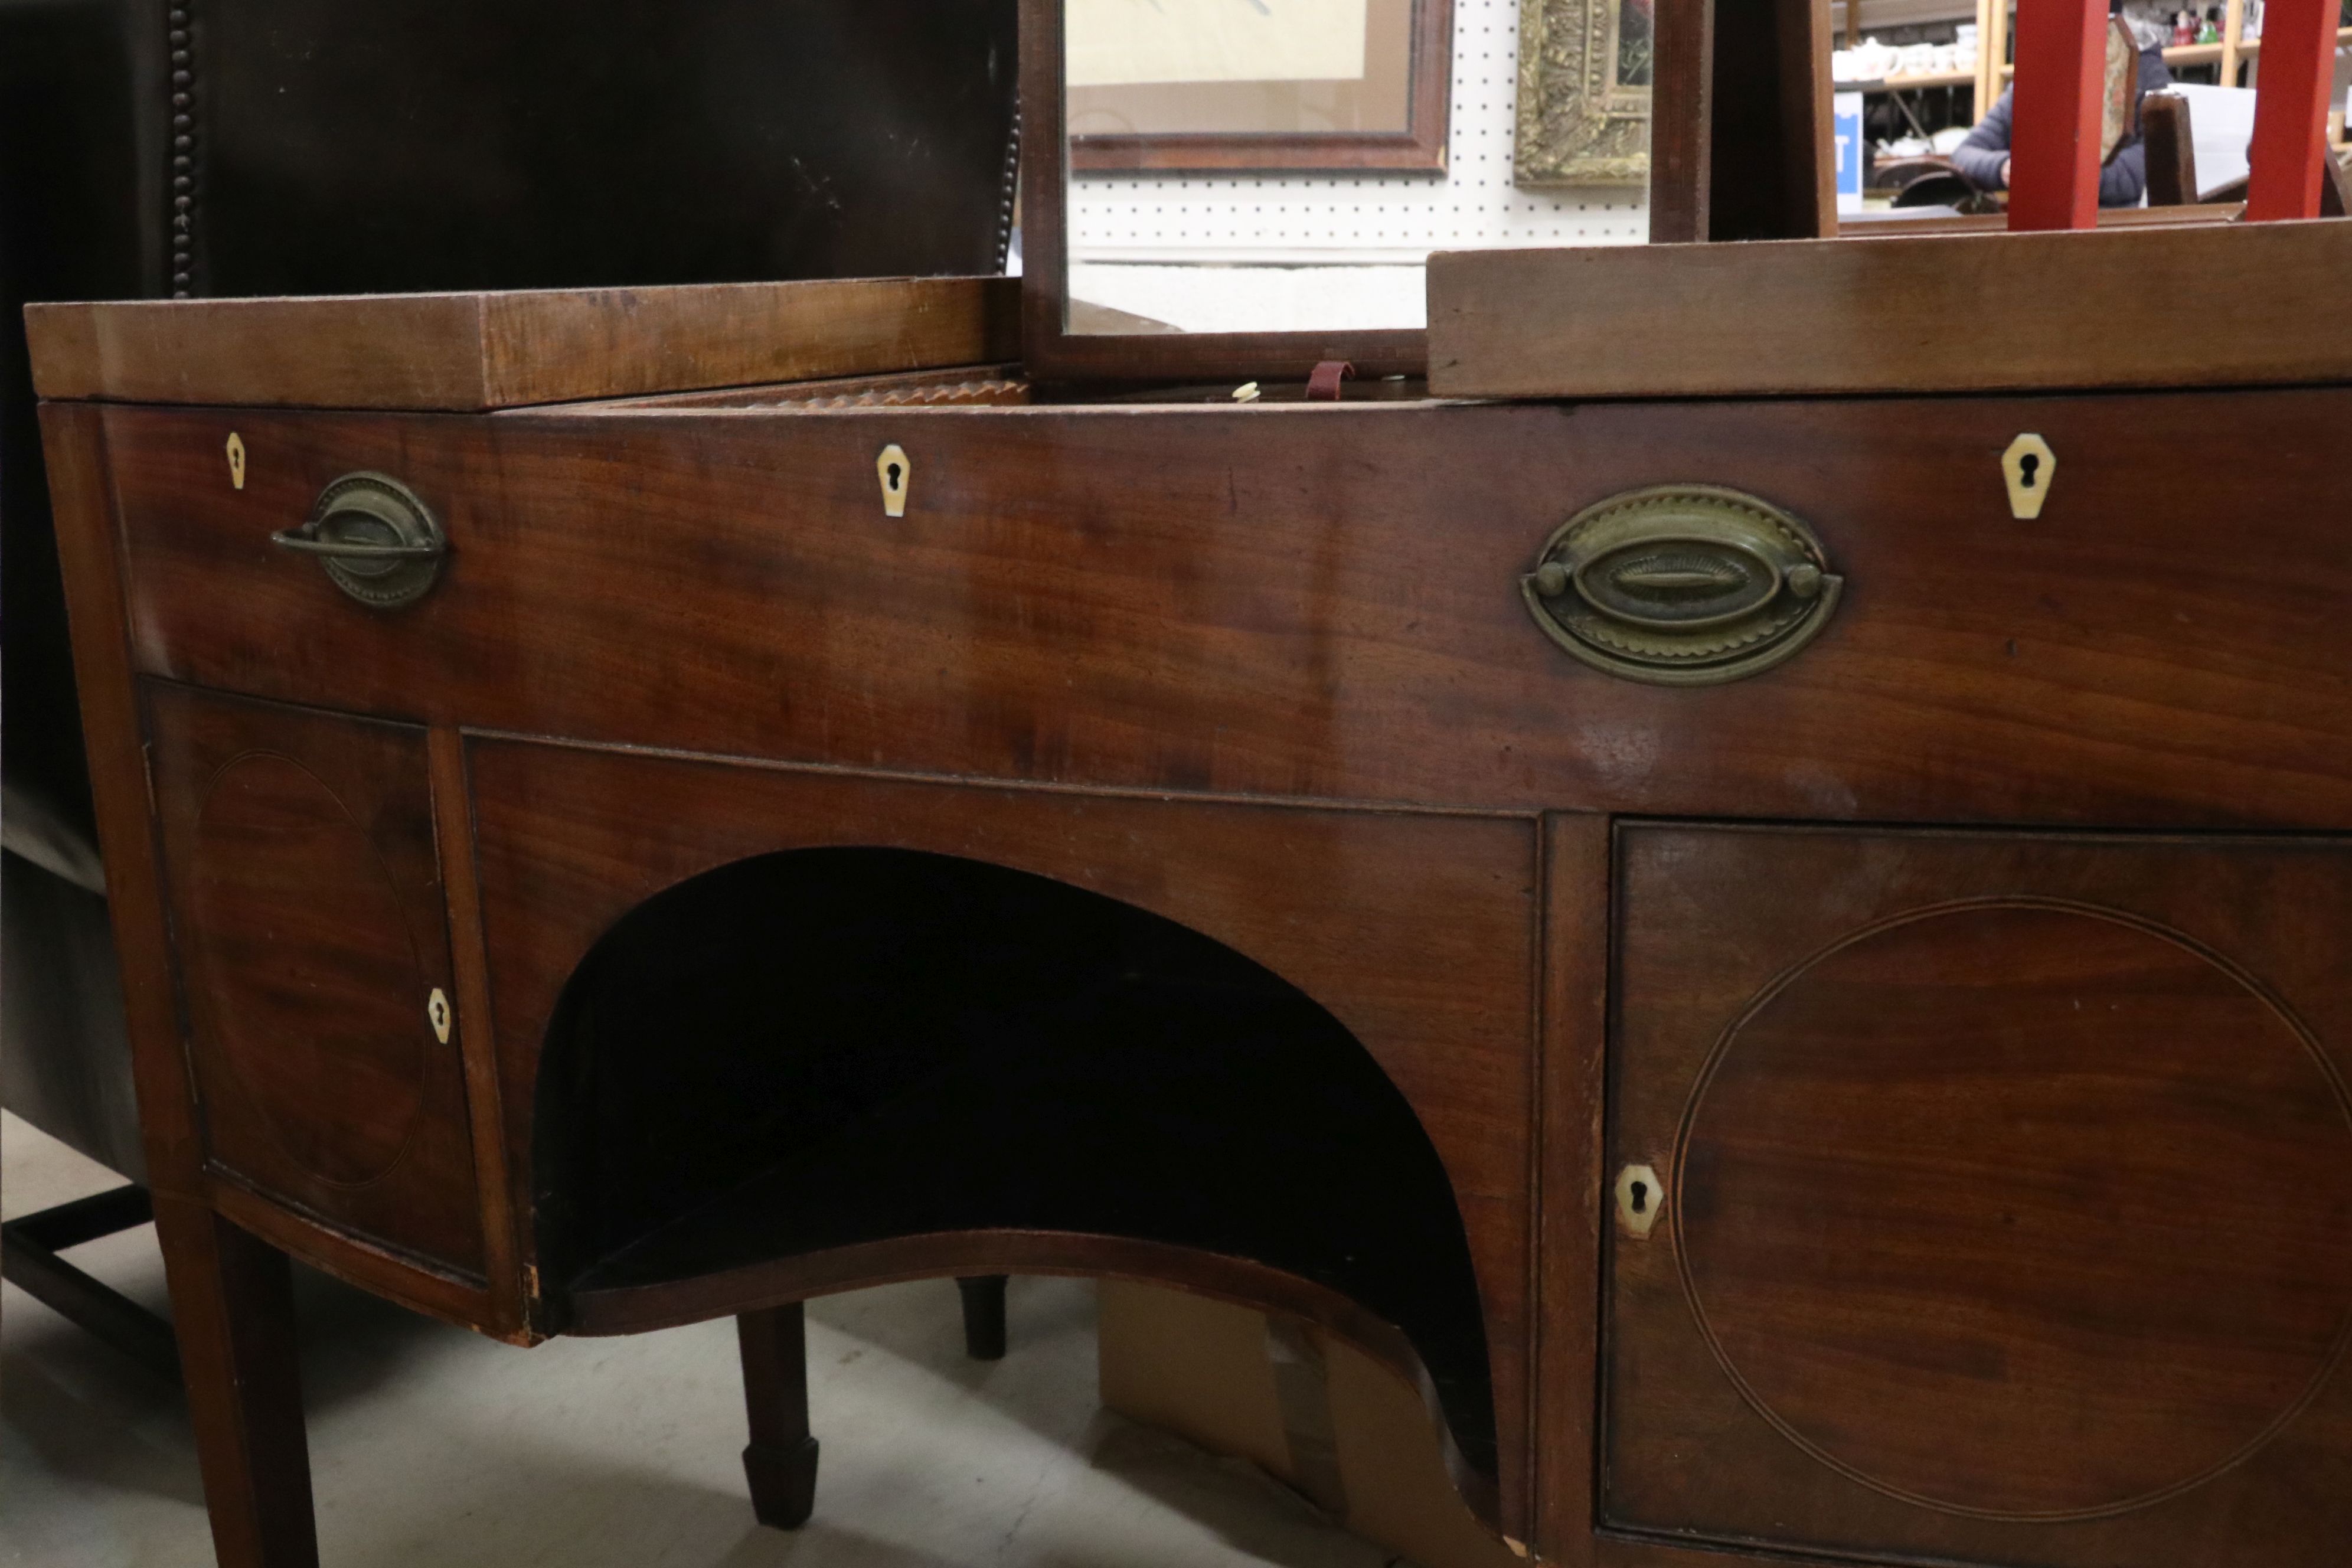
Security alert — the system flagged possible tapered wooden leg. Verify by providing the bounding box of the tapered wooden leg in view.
[737,1304,819,1528]
[955,1275,1008,1361]
[152,1196,318,1568]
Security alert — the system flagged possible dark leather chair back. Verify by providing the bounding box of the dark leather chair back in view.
[175,0,1021,297]
[3,0,149,1178]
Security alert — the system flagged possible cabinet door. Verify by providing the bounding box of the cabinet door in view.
[149,684,484,1276]
[1605,825,2352,1568]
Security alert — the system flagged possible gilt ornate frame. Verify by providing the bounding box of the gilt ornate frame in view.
[1515,0,1651,188]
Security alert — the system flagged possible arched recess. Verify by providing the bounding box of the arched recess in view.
[532,846,1498,1482]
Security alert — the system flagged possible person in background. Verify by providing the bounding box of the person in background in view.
[1951,26,2175,206]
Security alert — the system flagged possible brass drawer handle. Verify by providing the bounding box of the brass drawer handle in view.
[1523,485,1841,685]
[272,472,446,609]
[269,531,442,561]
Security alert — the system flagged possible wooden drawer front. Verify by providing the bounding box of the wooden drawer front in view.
[106,388,2352,827]
[1605,824,2352,1568]
[148,684,485,1276]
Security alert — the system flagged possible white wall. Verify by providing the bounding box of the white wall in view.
[1066,0,1651,331]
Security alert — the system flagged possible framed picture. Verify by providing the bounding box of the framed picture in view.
[1515,0,1651,188]
[1067,0,1453,173]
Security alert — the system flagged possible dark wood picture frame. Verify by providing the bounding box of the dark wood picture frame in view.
[1067,0,1453,173]
[1018,0,1831,381]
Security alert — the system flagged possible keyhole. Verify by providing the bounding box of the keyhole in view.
[2018,452,2040,489]
[876,443,912,517]
[886,462,903,490]
[1616,1162,1662,1236]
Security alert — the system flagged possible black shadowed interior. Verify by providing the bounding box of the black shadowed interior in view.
[532,847,1496,1475]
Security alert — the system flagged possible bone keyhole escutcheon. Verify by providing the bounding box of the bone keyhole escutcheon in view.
[226,432,247,491]
[2002,434,2055,520]
[876,443,910,518]
[1616,1162,1664,1238]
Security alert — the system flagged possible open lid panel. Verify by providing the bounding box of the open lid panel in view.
[25,278,1020,411]
[1428,217,2352,399]
[1015,0,1841,384]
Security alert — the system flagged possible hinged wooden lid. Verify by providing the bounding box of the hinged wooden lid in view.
[25,276,1020,411]
[1428,218,2352,401]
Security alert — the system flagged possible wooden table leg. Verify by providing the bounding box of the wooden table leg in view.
[955,1275,1008,1361]
[153,1195,318,1568]
[737,1305,819,1528]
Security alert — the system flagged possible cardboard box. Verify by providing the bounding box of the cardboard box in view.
[1098,1280,1522,1568]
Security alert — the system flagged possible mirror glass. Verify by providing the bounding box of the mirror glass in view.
[1060,0,1655,337]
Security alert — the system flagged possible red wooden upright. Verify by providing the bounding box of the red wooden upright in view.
[2006,0,2108,230]
[2244,0,2343,219]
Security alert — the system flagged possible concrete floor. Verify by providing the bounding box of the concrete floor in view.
[2,1113,1399,1568]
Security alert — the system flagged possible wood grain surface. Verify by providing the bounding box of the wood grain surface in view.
[147,684,485,1278]
[1533,814,1612,1565]
[1702,0,1837,242]
[1684,904,2348,1518]
[427,727,527,1334]
[1430,220,2352,397]
[98,388,2352,830]
[37,406,209,1198]
[1647,0,1716,243]
[1607,824,2352,1567]
[205,1177,497,1336]
[48,286,2352,1568]
[25,276,1020,410]
[465,735,1538,1536]
[150,1196,318,1568]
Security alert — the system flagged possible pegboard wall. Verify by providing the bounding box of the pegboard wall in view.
[1067,0,1652,266]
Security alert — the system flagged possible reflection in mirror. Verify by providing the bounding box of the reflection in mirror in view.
[1061,0,1652,336]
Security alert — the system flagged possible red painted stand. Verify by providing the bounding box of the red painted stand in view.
[2245,0,2343,220]
[2006,0,2107,230]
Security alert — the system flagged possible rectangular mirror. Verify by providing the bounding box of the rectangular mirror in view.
[1019,0,1658,381]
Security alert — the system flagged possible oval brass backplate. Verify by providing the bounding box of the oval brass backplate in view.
[1523,485,1842,685]
[274,472,447,610]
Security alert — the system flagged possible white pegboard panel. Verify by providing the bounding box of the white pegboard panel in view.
[1068,0,1652,267]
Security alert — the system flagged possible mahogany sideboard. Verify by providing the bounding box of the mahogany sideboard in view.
[28,267,2352,1568]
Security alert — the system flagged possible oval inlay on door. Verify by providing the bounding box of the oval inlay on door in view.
[188,751,430,1187]
[1676,900,2352,1521]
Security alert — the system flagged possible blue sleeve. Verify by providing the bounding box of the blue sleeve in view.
[2101,140,2148,206]
[1951,90,2014,189]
